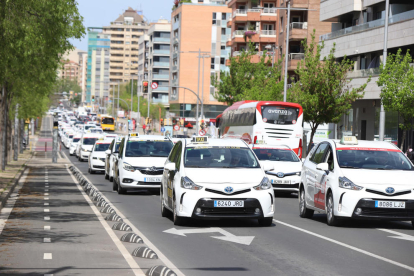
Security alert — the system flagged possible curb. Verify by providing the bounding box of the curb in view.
[0,152,33,210]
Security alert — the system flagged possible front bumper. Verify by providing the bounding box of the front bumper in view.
[192,198,264,219]
[90,159,106,171]
[351,199,414,220]
[269,175,300,191]
[119,169,163,189]
[80,151,91,160]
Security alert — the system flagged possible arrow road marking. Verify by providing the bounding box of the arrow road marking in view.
[378,229,414,242]
[163,227,255,245]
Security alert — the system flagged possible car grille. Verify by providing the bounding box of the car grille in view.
[272,184,299,189]
[366,189,412,197]
[265,127,294,139]
[359,208,414,218]
[205,188,251,196]
[137,181,161,185]
[201,207,256,215]
[135,167,164,175]
[93,165,105,169]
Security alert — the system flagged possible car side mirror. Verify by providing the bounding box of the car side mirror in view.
[316,163,329,174]
[105,150,111,155]
[165,163,176,171]
[262,163,274,172]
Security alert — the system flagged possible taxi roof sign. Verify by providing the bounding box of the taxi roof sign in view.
[340,136,358,145]
[129,133,139,137]
[192,136,208,143]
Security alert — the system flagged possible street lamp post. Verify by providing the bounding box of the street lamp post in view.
[265,44,278,68]
[171,85,203,134]
[379,0,389,142]
[114,97,131,135]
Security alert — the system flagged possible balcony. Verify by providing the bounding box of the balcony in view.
[153,37,171,43]
[291,0,309,8]
[153,86,169,92]
[260,30,277,43]
[233,9,247,22]
[172,65,178,72]
[261,8,277,21]
[153,62,170,68]
[153,49,170,55]
[172,79,178,86]
[152,97,169,104]
[173,20,180,30]
[152,74,169,80]
[320,0,362,22]
[287,53,304,70]
[289,22,308,41]
[247,9,261,21]
[227,19,232,28]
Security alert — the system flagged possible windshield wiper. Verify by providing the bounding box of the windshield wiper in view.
[185,165,205,168]
[340,166,360,169]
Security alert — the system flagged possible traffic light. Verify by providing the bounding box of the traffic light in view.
[200,119,205,130]
[92,95,95,102]
[149,118,152,124]
[145,117,149,125]
[143,81,148,93]
[160,118,164,127]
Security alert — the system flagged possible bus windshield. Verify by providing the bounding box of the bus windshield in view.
[102,117,114,124]
[261,106,299,125]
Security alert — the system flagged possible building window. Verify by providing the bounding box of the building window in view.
[222,13,226,20]
[221,45,225,50]
[221,28,226,35]
[212,12,216,25]
[220,58,225,65]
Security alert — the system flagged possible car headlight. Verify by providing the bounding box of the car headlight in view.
[254,177,272,190]
[123,162,135,172]
[339,177,363,191]
[181,176,203,190]
[295,171,301,176]
[93,157,97,160]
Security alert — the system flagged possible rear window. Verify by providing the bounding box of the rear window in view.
[253,148,299,162]
[261,106,299,125]
[102,118,114,124]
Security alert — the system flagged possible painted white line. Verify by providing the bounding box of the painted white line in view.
[45,186,49,188]
[0,170,28,235]
[45,189,49,192]
[43,253,52,260]
[44,226,51,230]
[66,165,145,276]
[61,157,184,276]
[44,217,50,221]
[378,229,414,242]
[44,193,49,196]
[44,203,49,206]
[44,274,53,276]
[44,197,49,200]
[44,209,50,212]
[44,238,51,243]
[274,219,414,272]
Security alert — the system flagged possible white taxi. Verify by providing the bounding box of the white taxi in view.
[250,143,302,194]
[88,138,113,174]
[104,136,123,182]
[76,133,102,162]
[300,136,414,227]
[160,137,275,226]
[113,133,174,194]
[69,134,81,155]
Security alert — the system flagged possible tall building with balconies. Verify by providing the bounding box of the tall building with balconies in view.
[103,7,150,84]
[170,0,231,122]
[319,0,414,145]
[147,19,171,107]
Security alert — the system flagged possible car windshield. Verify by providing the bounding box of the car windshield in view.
[184,147,260,168]
[90,129,103,133]
[83,138,98,145]
[69,135,73,139]
[337,148,414,170]
[73,138,80,143]
[253,148,300,162]
[115,142,121,152]
[94,143,111,152]
[84,125,95,130]
[125,141,173,157]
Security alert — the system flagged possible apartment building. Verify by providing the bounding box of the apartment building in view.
[319,0,414,146]
[86,28,110,104]
[78,52,88,102]
[58,60,79,82]
[103,7,150,84]
[137,34,150,98]
[170,0,232,121]
[227,0,330,83]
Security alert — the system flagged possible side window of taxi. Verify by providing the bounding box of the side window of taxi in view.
[324,147,334,171]
[118,138,125,158]
[310,143,329,164]
[175,142,182,170]
[168,143,179,163]
[109,140,115,153]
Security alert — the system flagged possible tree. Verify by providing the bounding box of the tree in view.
[212,43,284,105]
[377,49,414,150]
[288,30,370,149]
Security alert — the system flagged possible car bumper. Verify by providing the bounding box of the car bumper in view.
[177,190,274,219]
[119,170,163,189]
[269,175,300,192]
[90,160,106,171]
[335,189,414,220]
[80,151,91,160]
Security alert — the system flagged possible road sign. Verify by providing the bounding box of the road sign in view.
[174,124,180,131]
[161,127,165,133]
[199,129,206,136]
[151,82,158,90]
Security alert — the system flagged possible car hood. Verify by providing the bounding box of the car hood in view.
[91,152,106,158]
[261,160,302,174]
[185,168,264,185]
[123,157,167,168]
[342,169,414,186]
[81,145,93,150]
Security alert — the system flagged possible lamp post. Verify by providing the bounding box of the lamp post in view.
[114,97,131,135]
[379,0,389,142]
[265,44,278,68]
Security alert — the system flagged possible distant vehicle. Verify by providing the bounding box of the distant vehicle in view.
[100,116,115,131]
[172,134,190,138]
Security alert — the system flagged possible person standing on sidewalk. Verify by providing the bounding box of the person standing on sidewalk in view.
[142,124,146,135]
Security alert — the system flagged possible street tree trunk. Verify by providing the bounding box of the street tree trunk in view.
[400,129,406,151]
[19,119,24,153]
[13,104,19,161]
[308,123,319,154]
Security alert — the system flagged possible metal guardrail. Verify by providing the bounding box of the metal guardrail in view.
[289,53,305,60]
[260,30,276,36]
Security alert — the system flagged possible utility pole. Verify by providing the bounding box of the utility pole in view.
[137,78,140,127]
[283,0,291,103]
[130,79,133,130]
[13,104,18,161]
[52,118,58,163]
[117,81,120,130]
[147,71,151,119]
[196,48,201,127]
[379,0,389,142]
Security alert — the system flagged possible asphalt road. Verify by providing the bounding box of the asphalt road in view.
[62,139,414,276]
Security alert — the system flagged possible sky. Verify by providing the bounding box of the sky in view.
[70,0,173,51]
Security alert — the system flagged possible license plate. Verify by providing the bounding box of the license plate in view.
[214,200,244,207]
[144,177,161,182]
[375,201,405,208]
[271,179,291,184]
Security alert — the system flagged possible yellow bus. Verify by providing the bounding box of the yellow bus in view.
[100,115,115,131]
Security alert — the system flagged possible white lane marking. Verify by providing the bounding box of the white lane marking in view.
[0,170,28,235]
[273,219,414,272]
[44,209,50,212]
[43,253,52,260]
[164,227,255,245]
[44,193,49,196]
[44,226,51,230]
[378,229,414,242]
[44,203,49,206]
[44,197,49,200]
[44,238,51,243]
[45,186,49,188]
[45,189,49,192]
[44,217,50,221]
[44,274,53,276]
[60,152,185,276]
[66,166,145,276]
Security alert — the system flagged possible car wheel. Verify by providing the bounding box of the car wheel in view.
[161,193,169,217]
[299,187,314,219]
[326,193,340,226]
[412,221,414,228]
[117,176,126,194]
[112,177,118,191]
[258,217,273,227]
[173,198,186,226]
[105,173,109,180]
[90,168,95,174]
[109,175,114,182]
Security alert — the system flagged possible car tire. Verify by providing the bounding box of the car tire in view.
[90,168,95,174]
[326,192,340,226]
[112,178,117,191]
[412,221,414,228]
[117,176,126,194]
[161,193,169,217]
[258,217,273,227]
[105,173,109,180]
[299,187,314,219]
[109,175,114,182]
[173,198,186,226]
